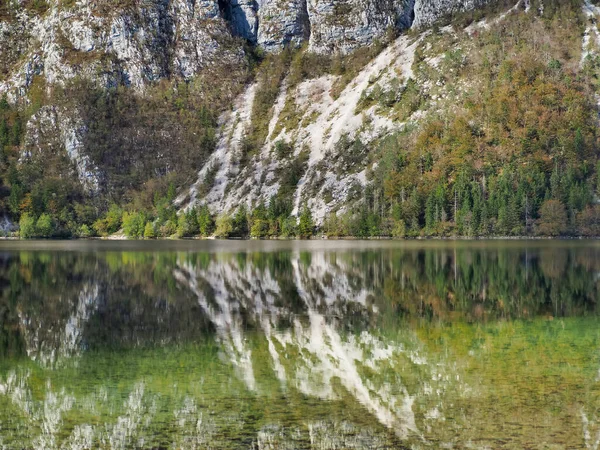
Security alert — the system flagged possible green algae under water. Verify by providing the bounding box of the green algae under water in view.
[0,240,599,449]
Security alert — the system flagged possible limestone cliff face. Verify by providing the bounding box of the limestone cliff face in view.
[257,0,311,52]
[0,0,242,100]
[412,0,496,28]
[306,0,415,53]
[0,0,496,101]
[225,0,495,54]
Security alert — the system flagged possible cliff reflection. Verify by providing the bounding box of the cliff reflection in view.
[0,244,598,448]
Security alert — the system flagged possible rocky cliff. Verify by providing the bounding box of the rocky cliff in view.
[0,0,242,100]
[0,0,497,101]
[221,0,500,54]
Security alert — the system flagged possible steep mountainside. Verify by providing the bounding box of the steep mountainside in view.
[0,0,598,238]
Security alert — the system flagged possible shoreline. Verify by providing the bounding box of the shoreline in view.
[0,235,598,241]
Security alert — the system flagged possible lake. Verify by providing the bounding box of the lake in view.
[0,240,599,449]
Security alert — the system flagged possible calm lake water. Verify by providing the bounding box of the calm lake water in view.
[0,240,599,449]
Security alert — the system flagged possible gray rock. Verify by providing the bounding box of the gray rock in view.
[413,0,495,28]
[257,0,311,52]
[306,0,413,54]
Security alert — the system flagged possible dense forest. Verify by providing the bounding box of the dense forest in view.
[1,0,600,239]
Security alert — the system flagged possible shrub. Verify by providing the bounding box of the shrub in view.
[122,211,145,238]
[105,204,123,234]
[93,204,123,236]
[160,220,177,237]
[392,219,406,238]
[78,224,93,238]
[576,205,600,237]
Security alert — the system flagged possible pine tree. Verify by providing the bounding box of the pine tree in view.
[425,191,435,234]
[144,221,156,239]
[0,95,9,112]
[250,201,269,238]
[197,205,214,237]
[0,117,8,147]
[550,163,561,199]
[471,182,483,234]
[232,205,248,237]
[298,205,314,239]
[10,116,21,146]
[575,128,585,156]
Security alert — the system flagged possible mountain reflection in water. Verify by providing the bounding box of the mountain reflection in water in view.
[0,241,599,449]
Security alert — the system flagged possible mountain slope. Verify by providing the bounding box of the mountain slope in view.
[0,0,598,238]
[180,0,599,238]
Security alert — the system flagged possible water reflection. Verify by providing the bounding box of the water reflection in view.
[0,243,599,448]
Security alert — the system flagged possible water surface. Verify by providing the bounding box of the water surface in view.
[0,240,599,449]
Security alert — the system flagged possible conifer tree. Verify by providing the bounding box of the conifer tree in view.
[298,205,314,239]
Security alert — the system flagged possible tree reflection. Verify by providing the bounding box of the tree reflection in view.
[0,244,599,447]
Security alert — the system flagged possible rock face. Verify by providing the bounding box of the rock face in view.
[222,0,496,54]
[0,0,497,101]
[181,33,424,220]
[412,0,496,28]
[306,0,415,53]
[0,0,242,100]
[257,0,311,52]
[22,106,101,193]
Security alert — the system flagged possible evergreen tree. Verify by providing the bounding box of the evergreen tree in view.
[0,118,8,147]
[0,95,8,112]
[177,209,199,237]
[550,163,561,199]
[250,201,269,238]
[10,116,21,146]
[298,206,314,239]
[575,128,585,156]
[197,205,215,237]
[8,184,23,216]
[232,205,248,237]
[425,191,436,234]
[144,221,157,239]
[471,182,483,234]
